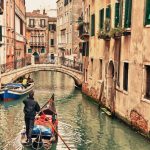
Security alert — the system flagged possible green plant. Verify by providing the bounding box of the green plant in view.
[110,27,125,38]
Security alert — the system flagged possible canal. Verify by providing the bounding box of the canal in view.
[0,71,150,150]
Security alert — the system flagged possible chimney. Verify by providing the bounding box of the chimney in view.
[43,9,47,15]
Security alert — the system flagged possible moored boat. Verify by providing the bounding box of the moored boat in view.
[0,83,34,101]
[21,94,58,150]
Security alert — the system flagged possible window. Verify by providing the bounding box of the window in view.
[51,39,54,46]
[106,5,111,19]
[145,66,150,99]
[28,48,32,53]
[115,3,120,27]
[145,0,150,25]
[124,0,132,28]
[0,25,2,41]
[0,0,4,14]
[40,19,46,27]
[64,0,68,6]
[99,59,103,80]
[123,62,129,91]
[49,24,56,31]
[29,19,35,27]
[91,58,93,76]
[20,19,23,35]
[15,15,23,35]
[91,14,95,36]
[99,8,104,29]
[41,48,45,53]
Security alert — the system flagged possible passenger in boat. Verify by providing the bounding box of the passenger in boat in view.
[22,77,27,88]
[27,75,33,84]
[23,90,40,145]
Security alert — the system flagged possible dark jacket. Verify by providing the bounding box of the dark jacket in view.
[23,97,40,119]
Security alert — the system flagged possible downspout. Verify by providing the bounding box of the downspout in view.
[14,0,16,69]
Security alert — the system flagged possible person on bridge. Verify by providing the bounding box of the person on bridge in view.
[23,90,40,145]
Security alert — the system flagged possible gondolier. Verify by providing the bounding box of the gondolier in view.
[23,90,40,145]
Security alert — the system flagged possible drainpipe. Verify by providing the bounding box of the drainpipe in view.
[14,0,16,69]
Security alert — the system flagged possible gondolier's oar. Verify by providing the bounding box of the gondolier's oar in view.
[46,116,71,150]
[36,93,55,116]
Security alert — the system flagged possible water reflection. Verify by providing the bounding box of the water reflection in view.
[0,71,150,150]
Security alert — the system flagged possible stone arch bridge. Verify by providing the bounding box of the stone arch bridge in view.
[1,64,83,87]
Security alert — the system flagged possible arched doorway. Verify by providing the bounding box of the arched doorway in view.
[33,52,39,64]
[107,61,115,113]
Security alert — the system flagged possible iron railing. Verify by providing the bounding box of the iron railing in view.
[0,55,83,74]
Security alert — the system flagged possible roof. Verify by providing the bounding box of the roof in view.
[26,12,49,18]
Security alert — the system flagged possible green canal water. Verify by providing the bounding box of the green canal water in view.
[0,71,150,150]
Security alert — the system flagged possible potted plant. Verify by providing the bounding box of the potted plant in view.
[110,27,125,39]
[98,19,111,40]
[98,29,111,40]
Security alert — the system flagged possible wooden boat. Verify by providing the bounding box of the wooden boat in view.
[0,82,34,101]
[21,94,58,150]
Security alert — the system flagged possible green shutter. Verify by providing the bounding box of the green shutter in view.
[0,26,2,41]
[41,48,45,53]
[91,14,95,36]
[145,0,150,25]
[28,49,32,53]
[124,0,132,28]
[106,5,111,19]
[115,3,120,27]
[99,9,104,29]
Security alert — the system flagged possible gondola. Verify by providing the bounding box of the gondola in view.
[21,94,58,150]
[0,82,34,101]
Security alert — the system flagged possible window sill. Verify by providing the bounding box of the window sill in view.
[97,80,103,84]
[89,76,92,80]
[145,25,150,28]
[141,97,150,104]
[123,90,128,95]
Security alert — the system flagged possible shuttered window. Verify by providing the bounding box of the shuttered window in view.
[123,63,129,91]
[145,65,150,99]
[106,5,111,19]
[28,49,32,53]
[99,9,104,29]
[115,3,120,27]
[145,0,150,25]
[0,26,2,41]
[124,0,132,28]
[41,48,45,53]
[91,14,95,36]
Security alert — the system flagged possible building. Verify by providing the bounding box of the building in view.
[26,10,50,64]
[14,0,26,68]
[0,0,6,67]
[81,0,150,136]
[57,0,82,61]
[48,17,57,60]
[0,0,26,71]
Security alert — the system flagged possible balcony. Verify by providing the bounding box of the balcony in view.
[58,43,66,50]
[77,22,89,41]
[30,42,45,47]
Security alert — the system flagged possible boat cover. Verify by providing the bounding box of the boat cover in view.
[32,125,52,136]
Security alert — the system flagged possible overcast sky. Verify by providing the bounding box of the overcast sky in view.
[26,0,57,17]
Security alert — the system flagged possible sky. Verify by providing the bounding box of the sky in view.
[26,0,57,17]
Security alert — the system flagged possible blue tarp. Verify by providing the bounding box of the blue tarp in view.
[32,125,52,137]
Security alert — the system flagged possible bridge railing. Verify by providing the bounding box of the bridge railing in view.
[0,55,83,74]
[0,57,31,74]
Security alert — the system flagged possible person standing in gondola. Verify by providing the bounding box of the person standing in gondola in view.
[23,90,40,145]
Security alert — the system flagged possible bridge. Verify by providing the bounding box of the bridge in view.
[1,64,84,87]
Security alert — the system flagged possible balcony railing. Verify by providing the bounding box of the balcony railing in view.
[77,22,89,40]
[0,55,83,74]
[30,42,45,47]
